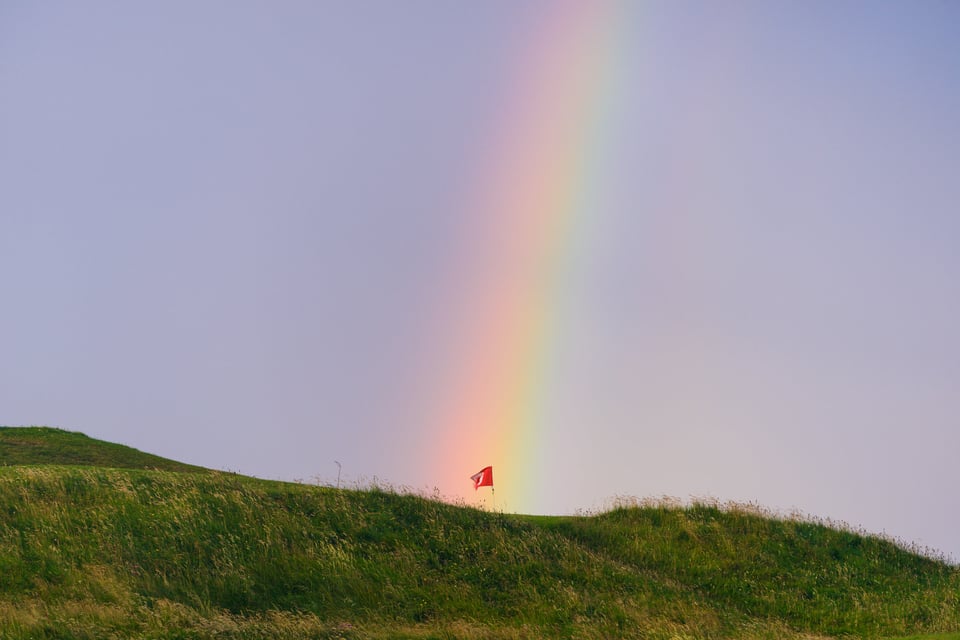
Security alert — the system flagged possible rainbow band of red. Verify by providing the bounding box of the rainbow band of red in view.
[435,1,623,512]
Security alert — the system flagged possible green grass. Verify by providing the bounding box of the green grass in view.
[0,427,957,639]
[0,426,208,473]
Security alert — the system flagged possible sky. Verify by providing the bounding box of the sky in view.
[2,1,958,560]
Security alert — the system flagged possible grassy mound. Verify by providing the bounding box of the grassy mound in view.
[0,427,956,639]
[0,426,208,473]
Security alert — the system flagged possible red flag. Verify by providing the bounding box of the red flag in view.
[470,466,493,490]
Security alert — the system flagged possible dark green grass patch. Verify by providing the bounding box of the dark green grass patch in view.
[0,426,208,473]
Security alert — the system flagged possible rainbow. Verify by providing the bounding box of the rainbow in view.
[431,1,624,513]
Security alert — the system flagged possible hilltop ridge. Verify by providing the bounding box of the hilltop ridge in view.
[0,426,208,474]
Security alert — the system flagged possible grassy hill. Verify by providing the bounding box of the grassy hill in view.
[0,427,957,639]
[0,426,208,473]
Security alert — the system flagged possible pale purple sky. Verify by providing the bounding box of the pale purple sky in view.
[2,1,958,560]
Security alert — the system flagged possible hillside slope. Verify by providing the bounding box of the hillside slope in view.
[0,428,957,639]
[0,426,208,473]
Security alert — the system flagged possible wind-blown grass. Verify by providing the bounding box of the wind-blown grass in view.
[0,427,957,639]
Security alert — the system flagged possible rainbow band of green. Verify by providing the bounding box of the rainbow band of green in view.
[435,0,624,513]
